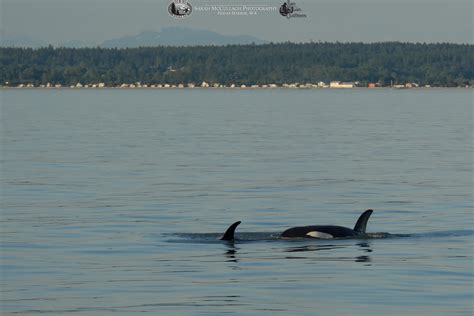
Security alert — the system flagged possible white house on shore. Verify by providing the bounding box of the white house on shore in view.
[330,81,355,89]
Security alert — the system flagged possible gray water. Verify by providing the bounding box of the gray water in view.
[1,89,473,315]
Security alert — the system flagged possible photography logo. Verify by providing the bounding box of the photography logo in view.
[193,4,277,17]
[168,0,192,18]
[279,0,306,18]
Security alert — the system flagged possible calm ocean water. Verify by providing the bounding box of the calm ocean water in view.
[1,89,473,315]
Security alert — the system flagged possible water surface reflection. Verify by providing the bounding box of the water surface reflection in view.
[223,241,239,263]
[221,240,374,264]
[282,242,373,263]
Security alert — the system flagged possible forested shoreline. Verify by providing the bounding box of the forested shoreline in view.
[1,42,472,87]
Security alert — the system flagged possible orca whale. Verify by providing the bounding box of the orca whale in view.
[219,209,373,241]
[280,209,373,239]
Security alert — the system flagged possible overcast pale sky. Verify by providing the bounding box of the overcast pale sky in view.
[1,0,472,44]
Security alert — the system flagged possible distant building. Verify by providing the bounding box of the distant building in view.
[405,82,419,88]
[330,81,354,89]
[201,81,209,88]
[368,83,383,88]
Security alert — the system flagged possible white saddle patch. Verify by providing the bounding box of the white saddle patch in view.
[306,231,333,239]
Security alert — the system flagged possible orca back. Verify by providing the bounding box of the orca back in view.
[281,225,358,238]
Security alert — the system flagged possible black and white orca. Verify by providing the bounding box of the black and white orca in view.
[219,209,373,241]
[280,209,373,239]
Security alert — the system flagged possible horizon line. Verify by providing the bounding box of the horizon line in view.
[2,40,473,49]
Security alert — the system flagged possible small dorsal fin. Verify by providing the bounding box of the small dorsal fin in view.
[353,209,373,233]
[220,221,241,240]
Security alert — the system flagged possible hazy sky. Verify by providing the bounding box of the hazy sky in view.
[1,0,472,44]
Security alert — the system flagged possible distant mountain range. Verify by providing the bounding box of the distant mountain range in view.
[1,35,48,48]
[1,27,267,48]
[101,27,266,47]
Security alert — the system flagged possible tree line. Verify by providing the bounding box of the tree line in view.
[1,42,472,87]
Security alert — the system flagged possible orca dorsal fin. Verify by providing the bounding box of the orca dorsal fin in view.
[353,209,373,233]
[220,221,241,240]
